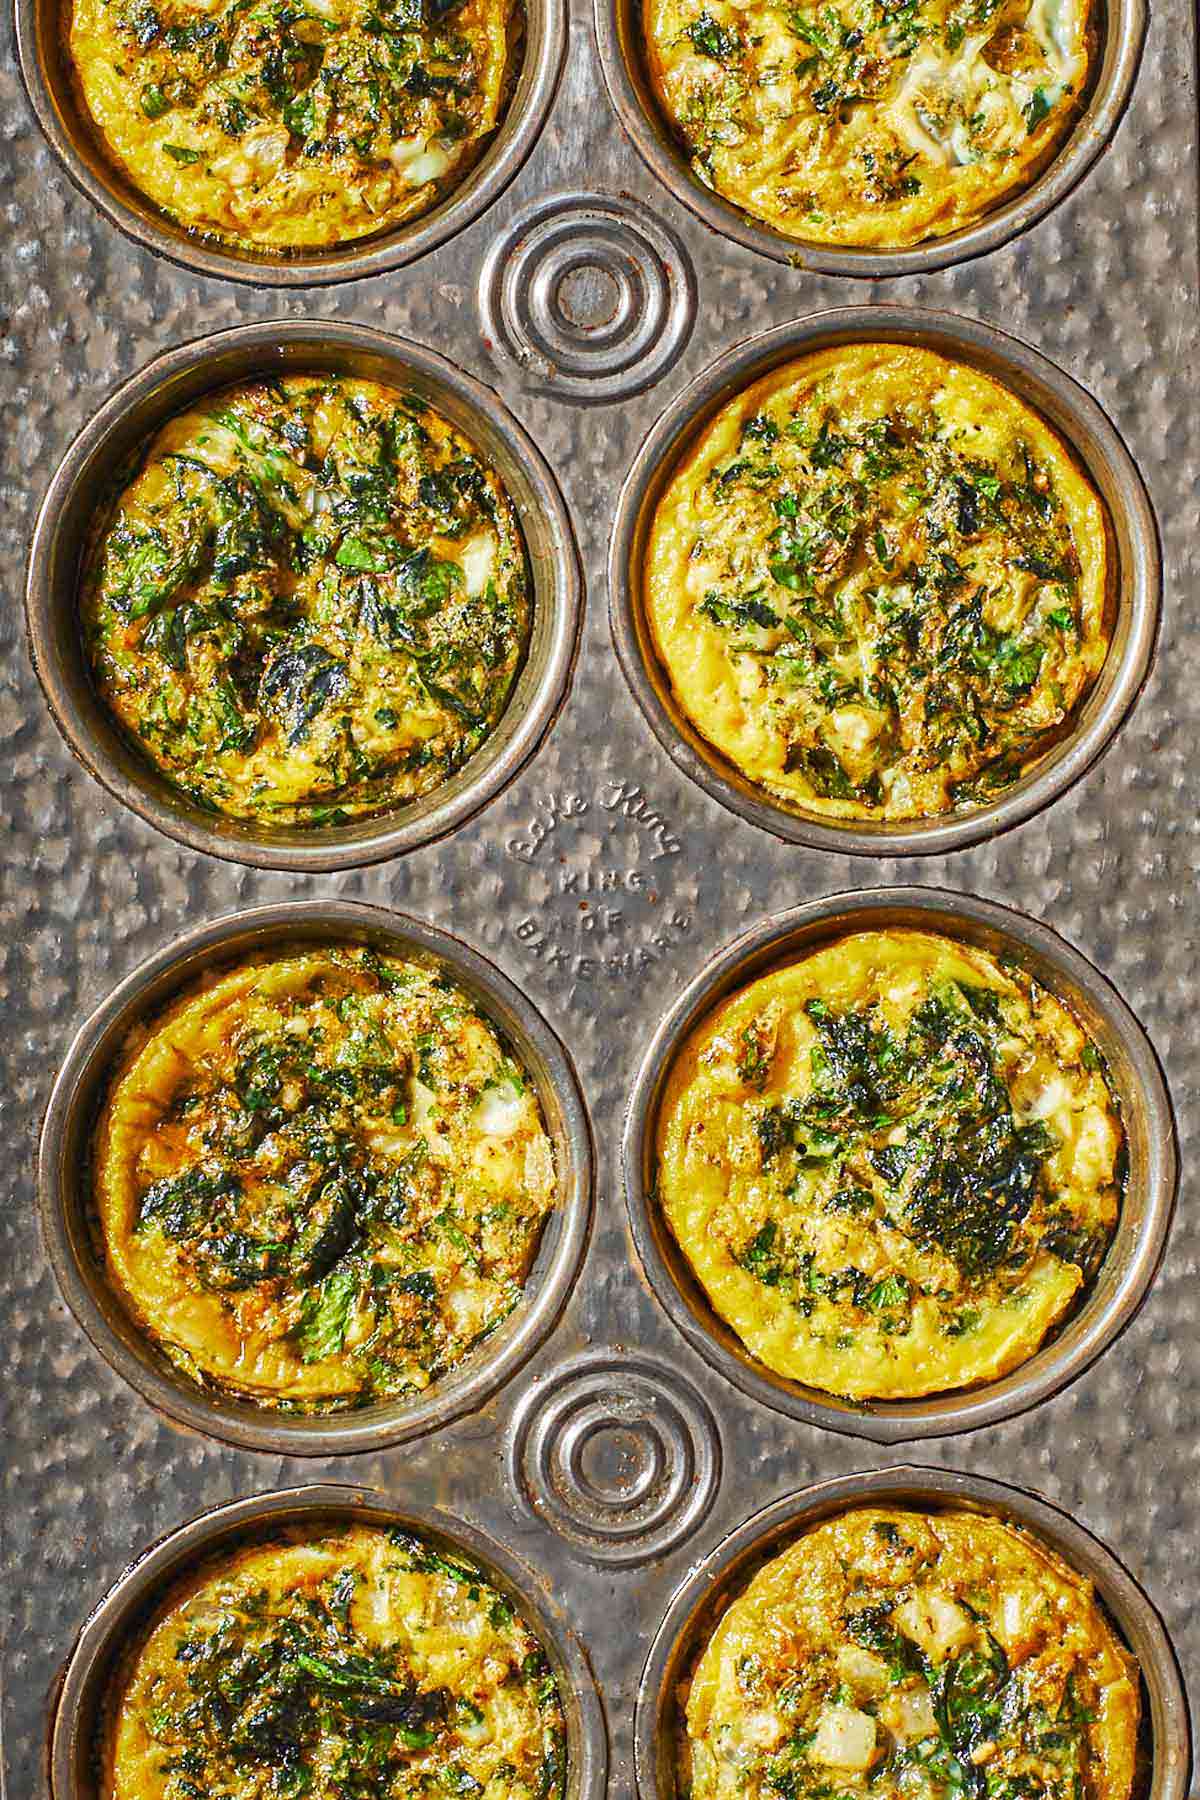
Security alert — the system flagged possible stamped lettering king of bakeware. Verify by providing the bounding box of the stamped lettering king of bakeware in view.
[3,0,1198,1782]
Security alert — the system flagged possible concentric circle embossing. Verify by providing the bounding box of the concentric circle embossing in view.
[479,193,696,402]
[509,1350,720,1564]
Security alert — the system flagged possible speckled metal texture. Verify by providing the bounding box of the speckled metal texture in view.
[1,0,1198,1785]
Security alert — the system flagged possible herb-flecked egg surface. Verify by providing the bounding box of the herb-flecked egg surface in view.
[95,945,557,1408]
[655,929,1123,1398]
[67,0,516,250]
[645,0,1095,246]
[645,344,1111,823]
[104,1523,567,1799]
[683,1507,1139,1800]
[81,375,529,826]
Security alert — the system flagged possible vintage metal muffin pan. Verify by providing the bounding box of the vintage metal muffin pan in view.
[3,0,1198,1784]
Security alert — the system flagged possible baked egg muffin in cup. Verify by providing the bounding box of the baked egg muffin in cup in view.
[17,0,565,280]
[48,1485,609,1800]
[622,888,1175,1440]
[595,0,1144,271]
[38,901,593,1453]
[26,321,581,869]
[610,308,1159,856]
[635,1469,1189,1800]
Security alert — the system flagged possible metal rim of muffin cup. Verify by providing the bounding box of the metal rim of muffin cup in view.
[633,1464,1191,1800]
[16,0,566,284]
[621,885,1177,1441]
[37,899,595,1455]
[608,304,1160,857]
[48,1482,609,1800]
[594,0,1145,276]
[25,318,582,870]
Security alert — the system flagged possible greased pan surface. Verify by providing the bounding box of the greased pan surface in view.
[3,0,1199,1786]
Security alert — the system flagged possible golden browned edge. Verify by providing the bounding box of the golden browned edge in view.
[58,0,527,257]
[668,1506,1146,1800]
[639,347,1119,826]
[640,0,1100,250]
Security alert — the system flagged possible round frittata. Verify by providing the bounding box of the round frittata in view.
[67,0,517,251]
[94,944,557,1408]
[81,374,529,827]
[645,0,1095,246]
[654,929,1123,1399]
[644,344,1111,823]
[102,1523,567,1800]
[683,1507,1140,1800]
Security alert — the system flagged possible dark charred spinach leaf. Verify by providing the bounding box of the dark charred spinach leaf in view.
[259,643,350,745]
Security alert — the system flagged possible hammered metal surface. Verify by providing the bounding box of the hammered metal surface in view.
[1,0,1198,1787]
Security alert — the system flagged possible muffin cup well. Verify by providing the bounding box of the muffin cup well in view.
[27,319,582,869]
[610,305,1159,856]
[595,0,1143,275]
[39,900,594,1454]
[635,1466,1189,1800]
[49,1483,608,1800]
[17,0,566,284]
[622,886,1176,1440]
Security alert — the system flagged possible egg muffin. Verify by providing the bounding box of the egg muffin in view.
[645,0,1095,247]
[94,944,557,1408]
[683,1507,1139,1800]
[67,0,517,251]
[654,928,1123,1399]
[81,374,529,827]
[644,344,1111,824]
[103,1523,567,1800]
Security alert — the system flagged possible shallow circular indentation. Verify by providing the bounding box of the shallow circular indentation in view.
[25,319,581,871]
[635,1467,1190,1800]
[38,900,594,1455]
[556,264,624,333]
[610,306,1160,857]
[623,886,1177,1441]
[509,1350,720,1563]
[49,1485,609,1800]
[595,0,1145,275]
[479,192,696,402]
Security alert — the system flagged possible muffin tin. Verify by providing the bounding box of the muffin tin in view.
[4,0,1198,1784]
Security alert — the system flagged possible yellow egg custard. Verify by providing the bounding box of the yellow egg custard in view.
[94,945,557,1408]
[103,1523,567,1799]
[655,928,1123,1399]
[81,375,529,827]
[645,0,1096,247]
[683,1507,1139,1800]
[644,344,1111,823]
[67,0,517,251]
